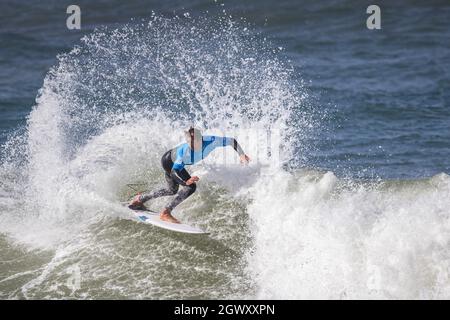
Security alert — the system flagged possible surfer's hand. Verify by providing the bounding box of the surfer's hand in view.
[240,154,250,164]
[186,176,199,185]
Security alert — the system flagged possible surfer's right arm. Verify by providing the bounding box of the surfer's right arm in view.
[171,147,199,186]
[170,168,187,185]
[170,169,198,186]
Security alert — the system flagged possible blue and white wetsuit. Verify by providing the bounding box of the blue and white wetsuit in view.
[140,136,245,210]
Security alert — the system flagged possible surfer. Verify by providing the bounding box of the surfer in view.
[129,127,250,223]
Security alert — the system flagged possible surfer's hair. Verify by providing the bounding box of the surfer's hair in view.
[185,126,202,147]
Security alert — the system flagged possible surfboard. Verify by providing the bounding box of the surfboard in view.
[123,203,209,234]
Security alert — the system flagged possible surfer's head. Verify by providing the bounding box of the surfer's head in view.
[185,126,202,150]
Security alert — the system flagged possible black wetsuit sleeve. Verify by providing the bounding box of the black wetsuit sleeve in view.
[229,138,245,156]
[170,168,189,186]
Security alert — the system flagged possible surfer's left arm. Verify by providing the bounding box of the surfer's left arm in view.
[224,137,250,164]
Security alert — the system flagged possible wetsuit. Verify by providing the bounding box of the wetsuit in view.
[140,136,244,210]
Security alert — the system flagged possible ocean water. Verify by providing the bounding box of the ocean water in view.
[0,0,449,299]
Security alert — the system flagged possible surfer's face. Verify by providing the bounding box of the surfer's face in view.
[191,135,202,150]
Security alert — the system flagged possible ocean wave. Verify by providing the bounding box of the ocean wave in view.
[1,14,449,299]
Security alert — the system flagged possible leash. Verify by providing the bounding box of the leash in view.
[126,183,147,193]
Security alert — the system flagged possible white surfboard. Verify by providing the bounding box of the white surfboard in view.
[123,203,208,234]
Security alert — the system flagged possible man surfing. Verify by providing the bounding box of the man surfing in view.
[129,127,250,223]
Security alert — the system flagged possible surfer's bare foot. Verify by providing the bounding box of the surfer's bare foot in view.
[160,208,180,224]
[129,194,146,210]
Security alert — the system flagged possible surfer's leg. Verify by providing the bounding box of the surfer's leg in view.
[166,183,196,210]
[159,168,195,223]
[129,150,177,209]
[165,169,196,210]
[134,150,178,204]
[139,173,179,203]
